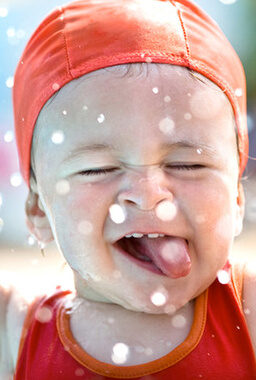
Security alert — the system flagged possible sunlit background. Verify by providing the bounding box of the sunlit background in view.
[0,0,255,284]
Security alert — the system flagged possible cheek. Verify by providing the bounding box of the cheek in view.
[178,178,237,240]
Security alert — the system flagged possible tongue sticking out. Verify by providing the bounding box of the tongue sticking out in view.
[132,236,191,278]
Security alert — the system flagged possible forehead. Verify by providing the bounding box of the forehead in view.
[33,64,235,161]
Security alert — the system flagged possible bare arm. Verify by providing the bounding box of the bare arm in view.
[0,280,29,377]
[243,262,256,355]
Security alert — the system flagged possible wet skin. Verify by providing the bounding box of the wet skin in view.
[28,63,243,315]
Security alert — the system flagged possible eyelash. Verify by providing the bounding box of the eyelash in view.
[78,165,204,176]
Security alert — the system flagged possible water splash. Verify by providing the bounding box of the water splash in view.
[155,200,177,221]
[10,172,22,187]
[164,95,171,103]
[77,220,93,235]
[51,130,65,144]
[109,204,126,224]
[4,130,14,142]
[152,87,159,94]
[217,269,230,284]
[35,306,53,323]
[111,342,130,364]
[159,117,175,135]
[52,83,60,91]
[55,179,70,195]
[97,113,105,123]
[171,314,186,328]
[6,76,14,88]
[150,290,167,306]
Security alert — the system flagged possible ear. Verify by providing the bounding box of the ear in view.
[25,181,54,244]
[234,182,245,237]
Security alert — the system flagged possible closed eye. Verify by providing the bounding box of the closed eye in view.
[78,164,205,176]
[166,164,205,170]
[78,168,118,176]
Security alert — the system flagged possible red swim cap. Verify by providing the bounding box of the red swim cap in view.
[12,0,248,186]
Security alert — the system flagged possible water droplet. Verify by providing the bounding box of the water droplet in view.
[187,92,191,97]
[82,105,88,111]
[6,28,15,37]
[107,317,115,324]
[235,88,242,97]
[62,110,67,116]
[109,204,126,224]
[217,269,230,284]
[97,113,105,123]
[145,347,153,356]
[219,0,237,4]
[4,130,14,143]
[111,342,130,364]
[35,306,53,323]
[6,76,14,88]
[171,314,186,328]
[16,29,26,39]
[152,87,159,94]
[141,53,145,58]
[150,291,167,306]
[10,172,22,187]
[164,95,171,103]
[77,220,93,235]
[158,117,175,135]
[155,200,177,221]
[135,345,145,353]
[207,352,211,356]
[196,148,202,155]
[164,304,176,314]
[244,308,250,315]
[184,113,192,121]
[145,57,152,63]
[211,334,215,338]
[55,179,70,195]
[236,325,240,330]
[51,130,65,144]
[28,236,36,246]
[75,368,85,376]
[0,7,8,17]
[52,83,60,91]
[21,117,25,122]
[0,218,4,232]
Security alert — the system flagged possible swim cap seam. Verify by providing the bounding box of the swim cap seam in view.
[59,7,73,79]
[173,2,191,66]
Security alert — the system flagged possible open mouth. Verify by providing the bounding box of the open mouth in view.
[113,236,165,275]
[115,237,153,262]
[113,235,191,278]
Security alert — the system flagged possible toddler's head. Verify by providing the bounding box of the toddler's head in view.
[13,0,248,313]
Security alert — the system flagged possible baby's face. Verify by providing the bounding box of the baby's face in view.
[32,64,242,313]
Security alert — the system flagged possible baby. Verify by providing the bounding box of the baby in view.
[1,0,256,378]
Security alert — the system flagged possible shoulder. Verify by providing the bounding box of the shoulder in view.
[0,273,41,375]
[241,260,256,354]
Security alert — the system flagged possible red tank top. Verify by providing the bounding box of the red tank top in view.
[14,264,256,379]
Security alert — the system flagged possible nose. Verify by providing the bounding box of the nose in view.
[117,166,173,211]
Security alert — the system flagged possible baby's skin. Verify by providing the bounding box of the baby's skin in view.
[0,64,255,374]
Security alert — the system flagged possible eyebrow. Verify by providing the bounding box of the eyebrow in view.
[67,141,217,155]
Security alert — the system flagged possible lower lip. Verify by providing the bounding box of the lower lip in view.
[113,243,165,276]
